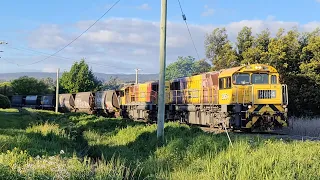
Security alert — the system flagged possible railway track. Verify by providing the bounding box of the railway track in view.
[200,126,320,141]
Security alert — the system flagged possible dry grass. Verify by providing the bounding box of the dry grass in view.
[286,117,320,137]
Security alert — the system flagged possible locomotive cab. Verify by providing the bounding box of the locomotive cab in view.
[218,64,288,131]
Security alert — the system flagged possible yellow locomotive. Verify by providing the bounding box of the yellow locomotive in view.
[119,64,288,131]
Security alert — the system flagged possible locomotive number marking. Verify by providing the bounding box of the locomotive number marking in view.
[221,93,229,100]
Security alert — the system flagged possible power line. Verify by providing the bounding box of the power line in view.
[19,0,121,66]
[0,57,20,66]
[176,0,200,60]
[4,45,132,70]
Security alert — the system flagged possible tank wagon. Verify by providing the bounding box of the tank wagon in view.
[10,95,24,107]
[40,95,55,110]
[95,90,121,117]
[25,95,41,108]
[74,92,95,113]
[7,91,121,117]
[9,95,52,109]
[58,93,75,112]
[56,91,120,116]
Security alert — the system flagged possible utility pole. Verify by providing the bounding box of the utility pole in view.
[55,68,60,113]
[135,68,140,84]
[157,0,167,144]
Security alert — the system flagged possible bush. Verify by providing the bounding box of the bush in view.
[0,94,11,109]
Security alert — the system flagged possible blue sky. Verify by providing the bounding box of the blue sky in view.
[0,0,320,74]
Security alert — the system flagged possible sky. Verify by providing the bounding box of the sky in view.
[0,0,320,74]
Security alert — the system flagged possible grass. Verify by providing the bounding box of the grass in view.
[0,108,320,179]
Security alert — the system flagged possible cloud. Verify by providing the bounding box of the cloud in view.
[137,3,151,10]
[266,15,276,21]
[202,5,214,17]
[28,24,67,49]
[21,17,320,74]
[42,66,58,73]
[133,49,148,56]
[316,0,320,3]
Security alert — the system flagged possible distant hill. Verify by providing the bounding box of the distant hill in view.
[0,72,159,83]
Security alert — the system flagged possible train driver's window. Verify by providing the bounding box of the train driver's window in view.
[271,75,277,84]
[170,82,179,90]
[152,84,158,91]
[233,73,250,85]
[225,77,231,88]
[252,73,269,84]
[219,78,224,89]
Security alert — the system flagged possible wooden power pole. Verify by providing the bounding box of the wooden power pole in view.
[55,68,59,113]
[157,0,167,144]
[135,68,140,84]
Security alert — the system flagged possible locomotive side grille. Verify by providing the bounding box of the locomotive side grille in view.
[258,90,276,99]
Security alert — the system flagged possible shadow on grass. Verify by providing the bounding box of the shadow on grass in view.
[0,109,151,159]
[0,129,80,157]
[83,124,238,178]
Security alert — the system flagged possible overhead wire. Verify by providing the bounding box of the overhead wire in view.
[4,44,133,70]
[18,0,121,66]
[177,0,200,60]
[0,57,20,66]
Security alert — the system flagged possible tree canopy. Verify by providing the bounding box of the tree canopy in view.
[40,77,55,93]
[11,76,50,95]
[0,82,14,96]
[165,56,211,80]
[60,59,102,93]
[101,76,122,90]
[205,28,239,70]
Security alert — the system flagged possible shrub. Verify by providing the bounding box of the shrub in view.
[0,94,10,109]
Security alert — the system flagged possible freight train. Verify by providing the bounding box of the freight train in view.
[8,64,289,131]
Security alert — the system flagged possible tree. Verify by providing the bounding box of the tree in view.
[241,47,263,65]
[241,28,271,65]
[0,82,14,96]
[211,42,238,70]
[11,76,49,95]
[300,35,320,82]
[255,29,271,52]
[102,76,122,90]
[166,56,195,80]
[0,94,10,109]
[60,59,102,93]
[193,59,211,74]
[165,56,212,80]
[267,28,301,77]
[205,28,239,70]
[205,28,228,58]
[40,77,55,94]
[236,26,254,59]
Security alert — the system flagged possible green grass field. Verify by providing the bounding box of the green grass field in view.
[0,108,320,179]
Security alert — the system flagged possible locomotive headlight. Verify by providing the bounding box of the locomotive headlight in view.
[271,90,276,98]
[248,105,252,109]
